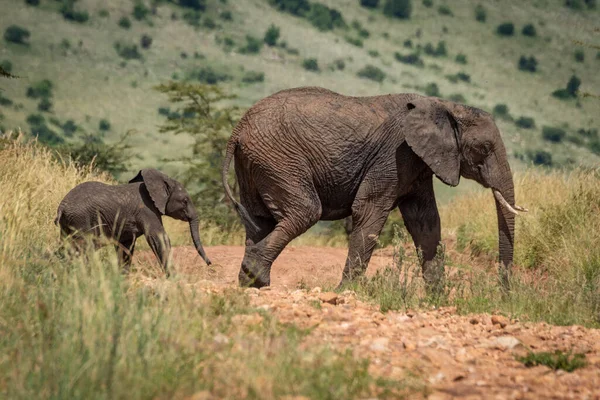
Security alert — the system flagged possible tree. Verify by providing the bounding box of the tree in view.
[383,0,412,19]
[264,24,280,46]
[154,82,244,225]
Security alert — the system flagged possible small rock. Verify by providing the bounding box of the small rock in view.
[244,287,260,295]
[491,315,509,328]
[370,337,389,352]
[213,333,229,345]
[259,286,272,291]
[491,335,522,351]
[187,390,212,400]
[310,286,322,294]
[470,318,480,325]
[319,292,338,305]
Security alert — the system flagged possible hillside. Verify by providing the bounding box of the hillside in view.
[0,0,599,190]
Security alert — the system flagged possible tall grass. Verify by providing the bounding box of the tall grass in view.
[0,135,419,398]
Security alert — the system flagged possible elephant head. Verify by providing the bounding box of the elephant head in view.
[401,97,527,287]
[130,169,212,266]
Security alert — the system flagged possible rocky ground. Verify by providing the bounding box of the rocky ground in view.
[137,246,600,400]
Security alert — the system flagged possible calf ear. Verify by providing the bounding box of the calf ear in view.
[403,100,461,186]
[130,169,172,214]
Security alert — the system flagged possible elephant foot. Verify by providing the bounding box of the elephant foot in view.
[238,262,270,288]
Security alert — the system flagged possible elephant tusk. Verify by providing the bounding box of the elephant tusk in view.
[513,204,529,212]
[493,190,521,216]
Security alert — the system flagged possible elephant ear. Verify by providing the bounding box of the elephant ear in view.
[129,169,173,214]
[403,100,461,186]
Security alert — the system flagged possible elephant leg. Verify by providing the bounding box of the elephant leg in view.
[145,229,172,277]
[115,237,136,274]
[339,205,391,286]
[397,178,444,293]
[239,190,322,288]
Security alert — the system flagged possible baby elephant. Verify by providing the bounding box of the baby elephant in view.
[55,168,211,274]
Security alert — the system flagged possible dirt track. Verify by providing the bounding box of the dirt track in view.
[137,246,600,399]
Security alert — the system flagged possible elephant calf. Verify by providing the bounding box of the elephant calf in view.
[55,168,211,274]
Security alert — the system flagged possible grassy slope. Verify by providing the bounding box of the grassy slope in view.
[0,0,598,199]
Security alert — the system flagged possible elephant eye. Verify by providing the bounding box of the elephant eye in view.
[481,142,492,156]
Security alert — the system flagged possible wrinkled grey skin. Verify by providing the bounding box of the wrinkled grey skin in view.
[222,87,521,291]
[55,168,211,274]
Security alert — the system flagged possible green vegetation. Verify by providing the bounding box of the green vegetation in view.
[268,0,346,31]
[132,0,150,21]
[522,23,537,37]
[455,53,467,64]
[118,16,132,29]
[357,65,386,82]
[474,4,486,22]
[303,57,320,71]
[395,51,424,67]
[114,41,142,60]
[497,22,515,36]
[383,0,412,19]
[242,70,265,83]
[60,0,90,23]
[360,0,380,8]
[438,4,452,15]
[518,55,538,72]
[239,35,263,54]
[552,75,581,99]
[424,82,440,96]
[264,24,280,46]
[424,41,447,57]
[4,25,30,45]
[515,116,535,129]
[574,49,585,62]
[422,0,433,8]
[518,351,586,372]
[542,126,567,142]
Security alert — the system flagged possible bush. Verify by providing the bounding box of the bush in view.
[522,23,536,36]
[446,72,470,83]
[527,149,553,166]
[518,351,586,372]
[268,0,311,15]
[242,71,265,83]
[455,53,467,64]
[357,65,385,82]
[577,128,598,139]
[4,25,30,45]
[422,0,433,7]
[133,1,150,20]
[25,0,40,6]
[188,66,232,84]
[264,24,280,46]
[589,139,600,155]
[26,114,64,146]
[351,20,370,38]
[118,16,132,29]
[302,58,320,72]
[99,119,111,131]
[0,60,13,73]
[574,49,585,62]
[60,1,89,23]
[0,93,12,107]
[114,42,142,60]
[403,39,413,48]
[239,35,262,54]
[368,50,379,57]
[178,0,207,10]
[394,52,424,67]
[542,126,567,142]
[565,0,597,9]
[345,36,363,47]
[515,116,536,129]
[333,59,346,70]
[448,93,466,103]
[360,0,380,7]
[203,17,216,29]
[26,80,53,99]
[306,3,346,31]
[518,55,538,72]
[423,41,447,57]
[62,119,78,137]
[424,82,440,96]
[438,4,452,15]
[493,103,510,119]
[38,98,53,112]
[383,0,412,19]
[497,22,515,36]
[140,34,152,49]
[220,10,233,20]
[554,75,581,99]
[474,4,486,22]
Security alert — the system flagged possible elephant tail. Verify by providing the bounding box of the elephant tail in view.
[54,208,62,226]
[222,131,260,235]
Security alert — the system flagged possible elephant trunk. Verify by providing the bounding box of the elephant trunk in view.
[493,171,517,290]
[189,216,211,266]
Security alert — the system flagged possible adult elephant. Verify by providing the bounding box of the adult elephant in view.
[222,87,526,290]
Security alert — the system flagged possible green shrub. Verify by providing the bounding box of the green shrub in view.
[333,58,346,70]
[527,149,552,166]
[306,3,346,31]
[302,58,320,72]
[268,0,311,15]
[132,1,150,20]
[577,128,598,139]
[178,0,207,10]
[522,23,536,36]
[474,4,486,22]
[589,140,600,155]
[496,22,515,36]
[203,17,216,29]
[403,39,413,48]
[455,53,467,64]
[518,55,538,72]
[351,20,370,38]
[446,72,470,83]
[220,10,233,20]
[368,50,379,57]
[360,0,380,8]
[515,116,535,129]
[552,89,571,99]
[565,0,596,9]
[0,93,12,107]
[118,16,132,29]
[383,0,412,19]
[38,98,53,112]
[542,126,567,142]
[394,52,424,67]
[493,103,510,119]
[25,0,40,6]
[242,71,265,83]
[518,351,586,372]
[0,60,13,73]
[4,26,30,45]
[239,35,262,54]
[553,75,581,99]
[188,66,232,84]
[99,119,111,131]
[345,36,363,47]
[62,119,78,137]
[424,82,440,96]
[60,1,89,23]
[182,10,202,27]
[114,42,142,60]
[567,135,584,146]
[423,41,447,57]
[140,34,152,49]
[99,8,109,17]
[448,93,466,103]
[422,0,433,7]
[438,4,452,15]
[357,65,386,82]
[26,114,64,146]
[26,80,53,99]
[264,24,280,46]
[574,49,585,62]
